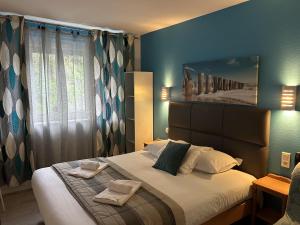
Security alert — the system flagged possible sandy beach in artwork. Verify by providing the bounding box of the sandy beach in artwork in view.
[177,56,259,106]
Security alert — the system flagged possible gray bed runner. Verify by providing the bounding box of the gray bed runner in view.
[52,158,185,225]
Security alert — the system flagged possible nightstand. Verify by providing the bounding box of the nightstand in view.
[252,173,291,225]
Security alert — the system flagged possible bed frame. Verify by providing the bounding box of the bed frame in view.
[168,101,271,225]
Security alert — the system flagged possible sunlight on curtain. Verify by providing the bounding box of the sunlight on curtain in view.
[25,27,96,168]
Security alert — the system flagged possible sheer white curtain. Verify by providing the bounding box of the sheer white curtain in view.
[25,27,96,168]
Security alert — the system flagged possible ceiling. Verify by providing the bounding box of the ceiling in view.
[0,0,247,35]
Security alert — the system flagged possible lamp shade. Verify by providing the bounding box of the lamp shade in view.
[281,86,296,110]
[161,87,170,101]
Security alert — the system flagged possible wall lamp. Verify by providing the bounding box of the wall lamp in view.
[281,86,297,110]
[161,87,170,101]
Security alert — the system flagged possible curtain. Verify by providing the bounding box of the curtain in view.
[124,34,135,72]
[0,16,32,187]
[93,31,134,156]
[25,26,96,168]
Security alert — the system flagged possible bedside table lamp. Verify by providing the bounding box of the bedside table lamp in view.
[281,86,296,110]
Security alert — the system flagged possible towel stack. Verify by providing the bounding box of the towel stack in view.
[80,161,100,171]
[93,180,142,206]
[68,160,108,179]
[108,180,133,194]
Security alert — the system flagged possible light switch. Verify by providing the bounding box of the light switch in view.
[281,152,291,168]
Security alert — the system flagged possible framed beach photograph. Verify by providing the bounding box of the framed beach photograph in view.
[174,56,259,106]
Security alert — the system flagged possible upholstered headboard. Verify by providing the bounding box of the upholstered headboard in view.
[168,101,271,178]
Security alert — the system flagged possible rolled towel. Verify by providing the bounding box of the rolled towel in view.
[80,161,100,171]
[108,180,133,194]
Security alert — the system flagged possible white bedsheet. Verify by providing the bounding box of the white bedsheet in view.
[32,151,256,225]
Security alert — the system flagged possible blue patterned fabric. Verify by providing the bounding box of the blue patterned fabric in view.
[0,16,32,187]
[93,31,134,156]
[275,163,300,225]
[124,34,135,72]
[0,16,134,184]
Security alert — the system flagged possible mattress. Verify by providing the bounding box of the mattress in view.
[32,151,255,225]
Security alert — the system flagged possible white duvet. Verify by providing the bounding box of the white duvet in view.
[32,151,255,225]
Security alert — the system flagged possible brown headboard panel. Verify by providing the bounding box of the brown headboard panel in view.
[168,101,271,178]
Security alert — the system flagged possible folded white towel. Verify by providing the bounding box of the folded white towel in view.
[80,161,100,171]
[68,162,108,179]
[108,180,133,194]
[93,180,142,206]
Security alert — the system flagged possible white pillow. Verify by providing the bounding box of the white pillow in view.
[144,140,168,158]
[144,139,188,158]
[235,158,243,166]
[179,145,213,174]
[195,149,239,174]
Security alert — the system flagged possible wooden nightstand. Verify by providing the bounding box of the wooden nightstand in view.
[252,173,291,225]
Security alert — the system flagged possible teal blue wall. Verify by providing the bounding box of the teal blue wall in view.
[141,0,300,177]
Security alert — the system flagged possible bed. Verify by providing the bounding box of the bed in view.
[32,101,271,225]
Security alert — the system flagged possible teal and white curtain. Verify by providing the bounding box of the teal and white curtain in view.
[124,34,135,72]
[93,31,134,156]
[0,16,32,187]
[0,15,135,186]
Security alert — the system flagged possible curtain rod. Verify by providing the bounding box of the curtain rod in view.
[0,13,139,39]
[27,20,139,39]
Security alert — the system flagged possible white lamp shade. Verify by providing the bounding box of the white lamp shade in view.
[281,86,296,110]
[161,87,170,101]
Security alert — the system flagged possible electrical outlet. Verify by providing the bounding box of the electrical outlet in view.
[281,152,291,168]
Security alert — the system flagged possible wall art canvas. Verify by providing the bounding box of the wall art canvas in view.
[174,56,259,106]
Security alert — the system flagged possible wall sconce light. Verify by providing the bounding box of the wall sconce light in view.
[281,86,297,110]
[161,87,170,101]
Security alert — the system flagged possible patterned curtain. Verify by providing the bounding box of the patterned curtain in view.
[93,31,135,157]
[124,34,135,72]
[0,16,32,187]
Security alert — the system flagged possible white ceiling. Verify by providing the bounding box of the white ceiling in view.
[0,0,247,34]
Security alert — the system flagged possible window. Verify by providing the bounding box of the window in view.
[31,52,58,118]
[26,28,93,125]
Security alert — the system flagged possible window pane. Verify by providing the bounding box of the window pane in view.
[48,54,58,113]
[64,54,86,115]
[31,52,43,116]
[27,28,92,124]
